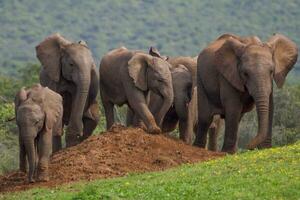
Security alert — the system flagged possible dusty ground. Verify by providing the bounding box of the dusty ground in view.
[0,125,224,193]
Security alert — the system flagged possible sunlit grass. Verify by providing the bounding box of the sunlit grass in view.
[1,141,299,200]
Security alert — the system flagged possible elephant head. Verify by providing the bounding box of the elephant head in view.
[171,65,193,119]
[36,33,97,146]
[128,53,174,127]
[15,84,63,182]
[216,34,298,149]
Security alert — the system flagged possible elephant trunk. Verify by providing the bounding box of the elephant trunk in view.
[156,86,174,128]
[179,87,197,144]
[247,93,270,149]
[23,136,36,183]
[66,69,91,147]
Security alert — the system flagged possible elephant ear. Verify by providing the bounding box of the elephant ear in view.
[41,87,63,136]
[128,53,153,91]
[215,37,246,92]
[14,87,28,118]
[78,40,88,48]
[36,33,71,82]
[267,34,298,88]
[15,87,28,106]
[149,46,168,61]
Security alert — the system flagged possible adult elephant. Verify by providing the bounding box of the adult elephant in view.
[15,84,63,182]
[148,47,223,150]
[36,33,100,147]
[100,47,173,134]
[196,33,298,153]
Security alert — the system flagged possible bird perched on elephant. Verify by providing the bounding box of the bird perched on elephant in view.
[196,33,298,153]
[15,84,63,182]
[36,33,100,147]
[99,47,174,134]
[147,47,223,150]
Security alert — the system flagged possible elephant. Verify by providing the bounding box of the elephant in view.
[196,33,298,153]
[36,33,100,147]
[15,84,63,182]
[147,47,223,150]
[99,47,174,134]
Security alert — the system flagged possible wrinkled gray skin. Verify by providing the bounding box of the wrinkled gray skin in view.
[146,47,223,149]
[15,84,63,183]
[36,34,100,147]
[196,33,298,153]
[100,47,174,134]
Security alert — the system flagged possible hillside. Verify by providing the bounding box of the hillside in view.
[1,141,299,199]
[1,0,300,76]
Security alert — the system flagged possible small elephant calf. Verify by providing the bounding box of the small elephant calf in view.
[15,84,63,182]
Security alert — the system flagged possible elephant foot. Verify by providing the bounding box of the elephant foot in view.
[247,134,266,150]
[37,167,49,182]
[65,134,81,147]
[193,139,206,148]
[221,147,236,154]
[37,174,49,182]
[257,142,272,149]
[148,126,161,134]
[221,143,237,154]
[137,122,147,131]
[28,177,35,183]
[20,166,27,173]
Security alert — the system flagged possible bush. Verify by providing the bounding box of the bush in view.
[0,103,18,174]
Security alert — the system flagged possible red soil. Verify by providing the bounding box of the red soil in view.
[0,125,224,193]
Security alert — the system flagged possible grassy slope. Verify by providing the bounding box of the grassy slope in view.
[1,0,300,76]
[1,142,299,200]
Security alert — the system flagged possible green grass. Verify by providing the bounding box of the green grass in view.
[1,142,299,200]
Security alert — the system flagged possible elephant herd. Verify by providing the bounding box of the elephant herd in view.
[14,33,298,182]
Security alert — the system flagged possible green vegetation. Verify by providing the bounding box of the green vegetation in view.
[1,0,300,76]
[1,141,299,200]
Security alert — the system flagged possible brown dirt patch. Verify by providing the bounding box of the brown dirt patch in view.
[0,125,224,193]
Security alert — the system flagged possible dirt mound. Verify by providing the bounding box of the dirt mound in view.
[0,126,224,193]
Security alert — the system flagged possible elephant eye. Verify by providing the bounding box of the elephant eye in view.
[69,63,74,66]
[243,72,248,77]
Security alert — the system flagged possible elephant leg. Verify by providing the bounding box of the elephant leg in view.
[179,120,192,144]
[52,136,62,153]
[37,132,52,182]
[132,113,147,130]
[34,138,39,178]
[82,102,100,140]
[162,107,178,133]
[127,93,160,134]
[194,116,213,148]
[208,126,218,151]
[126,107,134,126]
[19,136,27,172]
[195,83,213,147]
[82,118,97,140]
[102,100,114,130]
[222,110,241,154]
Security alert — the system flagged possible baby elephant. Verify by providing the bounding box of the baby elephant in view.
[15,84,63,182]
